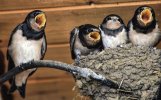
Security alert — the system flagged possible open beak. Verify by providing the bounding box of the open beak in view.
[35,13,46,29]
[89,32,101,41]
[140,8,152,26]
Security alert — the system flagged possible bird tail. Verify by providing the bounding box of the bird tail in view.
[8,79,26,98]
[17,84,26,98]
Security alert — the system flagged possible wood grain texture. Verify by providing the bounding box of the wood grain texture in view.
[91,0,160,4]
[0,0,157,11]
[0,0,87,11]
[0,2,161,48]
[12,78,78,100]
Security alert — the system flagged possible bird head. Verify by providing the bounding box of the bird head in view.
[25,10,47,32]
[101,14,124,30]
[135,6,155,27]
[79,24,101,46]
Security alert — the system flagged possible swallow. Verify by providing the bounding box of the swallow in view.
[99,14,128,48]
[7,10,47,98]
[127,5,161,46]
[70,24,102,61]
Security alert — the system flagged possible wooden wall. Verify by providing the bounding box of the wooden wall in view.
[0,0,161,100]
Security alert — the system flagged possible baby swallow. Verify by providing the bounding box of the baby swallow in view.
[7,10,47,98]
[70,24,102,61]
[99,14,128,48]
[127,5,161,46]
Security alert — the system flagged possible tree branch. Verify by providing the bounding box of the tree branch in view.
[0,60,119,89]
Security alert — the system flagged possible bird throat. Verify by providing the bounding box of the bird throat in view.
[132,16,156,34]
[101,25,124,37]
[22,23,44,40]
[106,21,121,30]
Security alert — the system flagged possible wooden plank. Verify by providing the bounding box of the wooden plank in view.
[45,44,72,63]
[29,68,72,80]
[91,0,160,4]
[0,2,161,48]
[3,76,85,100]
[15,92,77,100]
[0,0,158,11]
[13,78,79,100]
[0,0,87,11]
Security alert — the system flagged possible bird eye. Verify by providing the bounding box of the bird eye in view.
[107,17,111,20]
[118,18,121,22]
[138,8,143,14]
[87,29,93,33]
[140,8,144,12]
[34,13,38,17]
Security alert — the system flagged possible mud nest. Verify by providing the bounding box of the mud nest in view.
[74,43,161,100]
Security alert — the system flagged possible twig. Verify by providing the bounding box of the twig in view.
[0,60,119,89]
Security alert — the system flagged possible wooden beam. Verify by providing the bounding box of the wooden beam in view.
[0,2,161,48]
[13,78,77,100]
[0,0,158,11]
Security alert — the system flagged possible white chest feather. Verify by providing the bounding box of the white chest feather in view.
[129,22,161,46]
[101,28,127,48]
[9,29,43,66]
[74,35,92,55]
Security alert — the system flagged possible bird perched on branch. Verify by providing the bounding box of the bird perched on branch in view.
[127,5,161,47]
[70,24,103,61]
[7,10,47,98]
[99,14,128,49]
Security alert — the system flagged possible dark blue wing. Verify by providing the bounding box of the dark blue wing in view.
[41,32,47,60]
[69,28,79,59]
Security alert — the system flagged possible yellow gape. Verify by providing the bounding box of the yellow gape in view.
[35,13,46,29]
[140,8,152,25]
[89,32,100,42]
